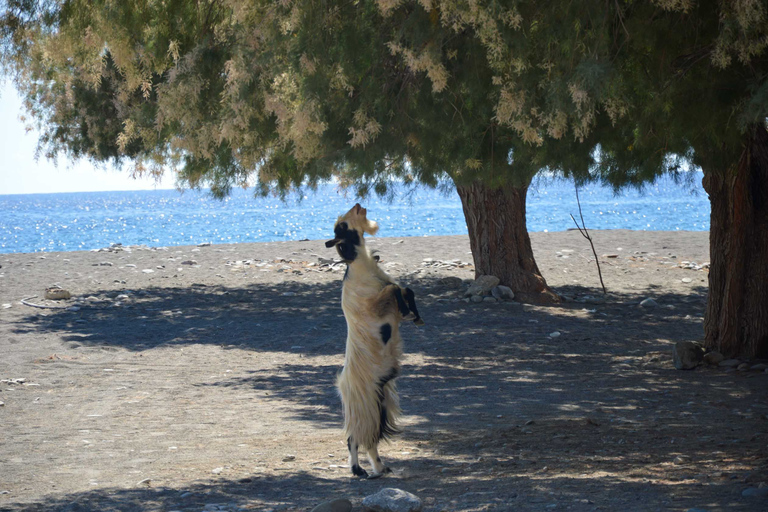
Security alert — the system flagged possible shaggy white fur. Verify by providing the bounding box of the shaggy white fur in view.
[326,204,422,479]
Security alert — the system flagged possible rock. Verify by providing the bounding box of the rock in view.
[437,276,463,289]
[681,277,693,283]
[737,363,751,371]
[211,467,224,474]
[719,359,741,368]
[549,331,561,338]
[142,269,154,274]
[482,296,497,303]
[741,487,768,498]
[639,298,658,308]
[703,351,724,365]
[751,363,768,371]
[362,488,422,512]
[470,295,484,303]
[465,275,500,297]
[602,254,619,258]
[491,285,515,301]
[673,341,704,370]
[311,498,353,512]
[44,287,71,300]
[181,260,198,265]
[282,455,296,462]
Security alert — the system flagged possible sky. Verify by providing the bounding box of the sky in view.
[0,81,177,195]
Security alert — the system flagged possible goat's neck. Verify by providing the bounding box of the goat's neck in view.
[344,248,379,283]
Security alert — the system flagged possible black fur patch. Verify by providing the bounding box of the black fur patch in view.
[377,367,400,441]
[352,464,368,477]
[380,323,392,344]
[333,222,361,262]
[404,287,422,323]
[392,287,410,316]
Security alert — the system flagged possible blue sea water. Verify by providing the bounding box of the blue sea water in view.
[0,173,709,254]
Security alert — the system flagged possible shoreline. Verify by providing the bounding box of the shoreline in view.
[0,228,711,259]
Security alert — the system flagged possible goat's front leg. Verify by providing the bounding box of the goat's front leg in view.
[373,284,424,325]
[403,287,424,326]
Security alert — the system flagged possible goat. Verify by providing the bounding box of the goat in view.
[325,203,423,479]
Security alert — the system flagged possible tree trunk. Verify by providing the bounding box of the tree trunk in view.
[456,180,559,304]
[703,125,768,359]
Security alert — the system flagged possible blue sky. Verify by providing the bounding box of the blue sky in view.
[0,81,176,195]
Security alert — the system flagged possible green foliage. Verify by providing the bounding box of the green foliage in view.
[1,1,767,196]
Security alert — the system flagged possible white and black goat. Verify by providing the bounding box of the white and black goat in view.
[325,204,423,479]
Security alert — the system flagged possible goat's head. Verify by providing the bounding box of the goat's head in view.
[325,203,378,262]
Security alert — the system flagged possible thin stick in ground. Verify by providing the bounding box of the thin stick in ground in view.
[570,185,607,294]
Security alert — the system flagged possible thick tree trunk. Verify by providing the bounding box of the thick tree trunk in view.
[703,125,768,359]
[456,180,559,304]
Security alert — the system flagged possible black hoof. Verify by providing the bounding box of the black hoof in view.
[414,317,425,326]
[351,464,368,478]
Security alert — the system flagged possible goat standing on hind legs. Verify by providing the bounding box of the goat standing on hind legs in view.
[325,204,424,479]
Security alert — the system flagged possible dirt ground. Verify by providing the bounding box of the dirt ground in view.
[1,230,766,512]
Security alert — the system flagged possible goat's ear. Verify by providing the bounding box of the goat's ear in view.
[362,219,379,236]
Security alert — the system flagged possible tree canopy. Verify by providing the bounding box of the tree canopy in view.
[3,1,767,196]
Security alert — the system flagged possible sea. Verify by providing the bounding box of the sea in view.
[0,172,710,254]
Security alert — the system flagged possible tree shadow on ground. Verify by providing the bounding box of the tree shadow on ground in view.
[6,278,767,510]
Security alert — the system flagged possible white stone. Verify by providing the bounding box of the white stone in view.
[362,488,422,512]
[465,275,500,297]
[639,298,657,308]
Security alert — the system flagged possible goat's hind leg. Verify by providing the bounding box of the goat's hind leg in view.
[366,443,392,479]
[348,437,368,478]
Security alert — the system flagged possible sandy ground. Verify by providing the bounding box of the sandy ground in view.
[0,230,767,512]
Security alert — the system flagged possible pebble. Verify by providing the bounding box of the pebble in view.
[211,467,224,474]
[703,351,724,365]
[602,254,619,258]
[125,264,137,268]
[181,260,198,265]
[363,488,422,512]
[142,269,154,274]
[750,363,768,371]
[737,363,751,371]
[491,285,515,301]
[281,292,296,297]
[437,276,463,289]
[310,498,352,512]
[719,359,741,368]
[465,275,500,297]
[549,331,561,338]
[681,277,693,283]
[2,304,11,309]
[470,295,484,303]
[482,296,497,303]
[44,287,71,300]
[639,298,658,308]
[673,341,704,370]
[741,487,768,498]
[282,455,296,462]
